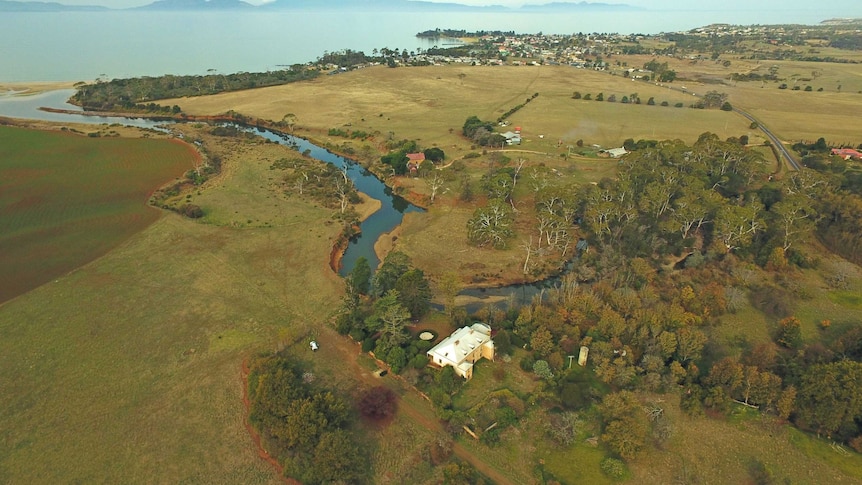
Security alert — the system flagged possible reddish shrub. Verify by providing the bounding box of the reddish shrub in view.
[357,385,397,422]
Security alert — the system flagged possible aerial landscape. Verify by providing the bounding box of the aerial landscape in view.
[3,0,862,483]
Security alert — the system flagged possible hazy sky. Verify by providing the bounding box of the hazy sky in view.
[15,0,862,10]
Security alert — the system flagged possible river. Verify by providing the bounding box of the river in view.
[0,90,422,277]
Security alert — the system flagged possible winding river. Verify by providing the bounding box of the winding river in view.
[0,90,422,276]
[0,91,554,309]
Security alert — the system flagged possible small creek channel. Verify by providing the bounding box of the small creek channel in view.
[0,91,566,310]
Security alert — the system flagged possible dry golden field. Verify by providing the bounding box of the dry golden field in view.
[166,64,752,150]
[614,53,862,144]
[168,61,862,153]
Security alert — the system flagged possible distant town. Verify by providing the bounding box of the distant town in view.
[316,21,862,73]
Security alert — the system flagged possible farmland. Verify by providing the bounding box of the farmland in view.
[0,125,196,303]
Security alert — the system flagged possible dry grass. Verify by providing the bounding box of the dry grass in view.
[615,53,862,145]
[632,396,862,485]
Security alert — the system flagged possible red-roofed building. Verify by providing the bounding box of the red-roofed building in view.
[832,148,862,160]
[406,153,426,174]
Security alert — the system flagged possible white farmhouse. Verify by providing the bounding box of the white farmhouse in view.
[427,323,494,380]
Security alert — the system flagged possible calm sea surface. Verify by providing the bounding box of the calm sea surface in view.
[0,8,858,82]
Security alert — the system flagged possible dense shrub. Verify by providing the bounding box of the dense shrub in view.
[357,386,397,421]
[179,204,203,218]
[601,457,626,479]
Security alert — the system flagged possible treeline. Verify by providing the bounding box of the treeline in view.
[497,92,539,123]
[70,67,318,111]
[247,353,368,484]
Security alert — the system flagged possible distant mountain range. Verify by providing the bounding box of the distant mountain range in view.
[0,0,107,10]
[0,0,638,12]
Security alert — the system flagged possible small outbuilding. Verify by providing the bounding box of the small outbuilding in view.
[310,341,319,352]
[501,131,521,145]
[600,147,629,158]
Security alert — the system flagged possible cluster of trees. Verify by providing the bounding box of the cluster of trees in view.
[829,34,862,50]
[378,138,445,176]
[784,137,862,264]
[312,128,861,467]
[336,252,433,373]
[642,58,677,82]
[663,32,745,55]
[466,155,530,250]
[71,68,318,110]
[462,115,505,147]
[247,353,367,484]
[271,156,360,217]
[490,134,862,458]
[316,48,371,67]
[692,90,731,110]
[573,133,822,262]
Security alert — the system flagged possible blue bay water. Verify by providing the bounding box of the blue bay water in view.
[1,7,858,82]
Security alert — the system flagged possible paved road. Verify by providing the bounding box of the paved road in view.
[731,107,801,170]
[656,82,801,171]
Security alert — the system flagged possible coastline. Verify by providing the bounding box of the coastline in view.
[0,81,76,96]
